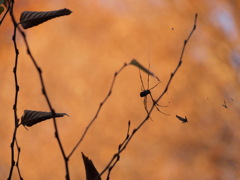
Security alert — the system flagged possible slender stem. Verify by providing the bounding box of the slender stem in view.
[8,0,20,179]
[6,8,71,180]
[15,138,23,180]
[99,13,198,178]
[16,26,70,180]
[68,63,129,158]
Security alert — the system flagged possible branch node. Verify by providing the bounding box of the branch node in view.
[55,131,58,138]
[37,67,42,73]
[42,88,46,95]
[16,85,19,92]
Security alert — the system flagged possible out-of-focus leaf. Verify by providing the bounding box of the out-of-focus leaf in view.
[0,0,4,5]
[82,152,101,180]
[0,6,4,14]
[21,110,68,127]
[130,59,159,80]
[19,8,72,29]
[176,115,188,123]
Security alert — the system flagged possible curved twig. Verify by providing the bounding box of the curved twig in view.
[68,62,129,158]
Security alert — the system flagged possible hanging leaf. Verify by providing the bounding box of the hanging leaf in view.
[19,8,72,29]
[21,110,68,127]
[176,115,188,123]
[82,152,101,180]
[130,59,159,80]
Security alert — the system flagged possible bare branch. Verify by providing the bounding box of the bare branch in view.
[68,62,129,158]
[98,13,198,179]
[7,1,20,179]
[15,139,23,180]
[17,25,70,180]
[7,2,71,179]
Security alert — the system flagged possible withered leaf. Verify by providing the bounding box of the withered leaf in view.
[20,8,72,29]
[176,115,188,123]
[21,110,68,127]
[82,152,101,180]
[130,59,159,81]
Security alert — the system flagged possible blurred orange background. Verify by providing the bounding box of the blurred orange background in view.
[1,0,240,179]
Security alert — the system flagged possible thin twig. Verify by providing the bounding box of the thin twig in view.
[7,0,20,179]
[18,29,70,180]
[15,138,23,180]
[8,8,71,180]
[105,121,131,180]
[96,121,131,180]
[98,13,198,179]
[155,14,198,104]
[68,62,129,158]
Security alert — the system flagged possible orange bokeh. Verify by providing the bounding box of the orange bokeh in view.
[1,1,240,179]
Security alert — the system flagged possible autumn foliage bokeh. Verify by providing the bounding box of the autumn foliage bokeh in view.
[0,0,240,179]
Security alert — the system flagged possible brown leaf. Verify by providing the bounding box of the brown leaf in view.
[176,115,188,123]
[82,152,101,180]
[20,8,72,29]
[130,59,160,81]
[21,110,68,127]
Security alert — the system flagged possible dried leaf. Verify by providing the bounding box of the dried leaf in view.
[176,115,188,123]
[20,8,72,29]
[21,110,68,127]
[82,152,101,180]
[130,59,159,80]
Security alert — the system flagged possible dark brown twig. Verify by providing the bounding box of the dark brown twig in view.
[8,0,20,179]
[68,62,129,158]
[15,139,23,180]
[105,121,131,180]
[16,26,70,180]
[7,2,70,179]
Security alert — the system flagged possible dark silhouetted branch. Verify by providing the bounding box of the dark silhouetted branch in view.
[7,1,70,179]
[7,1,21,179]
[98,13,198,179]
[16,25,70,180]
[15,139,23,180]
[105,121,131,180]
[68,62,129,158]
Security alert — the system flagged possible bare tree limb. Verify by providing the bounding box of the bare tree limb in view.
[7,1,71,179]
[98,13,198,179]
